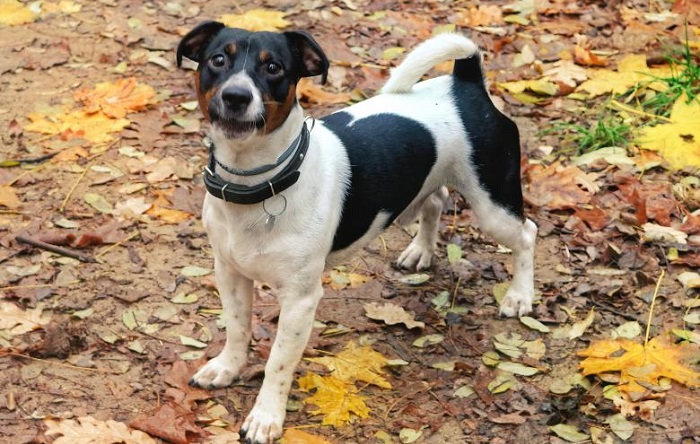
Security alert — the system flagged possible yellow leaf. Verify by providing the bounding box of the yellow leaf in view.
[297,373,370,426]
[74,77,157,119]
[498,79,560,97]
[306,341,391,388]
[146,192,193,224]
[578,336,700,394]
[281,428,334,444]
[0,0,37,26]
[636,94,700,170]
[324,268,368,290]
[219,9,290,31]
[576,54,671,97]
[0,185,21,209]
[25,109,128,144]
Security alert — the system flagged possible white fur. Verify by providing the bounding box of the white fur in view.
[191,33,536,443]
[382,33,478,94]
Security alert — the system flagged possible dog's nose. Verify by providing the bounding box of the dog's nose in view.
[221,86,253,114]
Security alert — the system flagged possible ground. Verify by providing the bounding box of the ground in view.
[1,0,699,443]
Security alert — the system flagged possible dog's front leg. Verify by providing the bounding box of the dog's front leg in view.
[241,276,324,444]
[191,257,253,388]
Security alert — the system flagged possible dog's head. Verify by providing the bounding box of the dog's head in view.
[177,21,329,139]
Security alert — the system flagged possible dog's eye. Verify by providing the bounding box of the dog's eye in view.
[266,62,282,75]
[209,54,226,69]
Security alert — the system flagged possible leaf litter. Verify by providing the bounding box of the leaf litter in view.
[1,1,700,443]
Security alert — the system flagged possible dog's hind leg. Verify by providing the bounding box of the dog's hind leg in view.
[396,186,449,271]
[469,196,537,317]
[190,259,253,388]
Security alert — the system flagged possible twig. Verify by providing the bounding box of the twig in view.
[96,231,140,258]
[645,269,665,346]
[15,235,96,263]
[0,281,80,292]
[608,100,673,122]
[60,159,94,212]
[0,352,120,374]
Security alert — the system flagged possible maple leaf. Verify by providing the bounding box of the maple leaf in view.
[24,109,128,144]
[129,402,205,444]
[0,0,37,26]
[635,94,700,170]
[306,341,391,388]
[297,373,370,426]
[524,161,598,210]
[74,77,157,119]
[146,191,193,224]
[44,416,158,444]
[576,54,671,97]
[578,336,700,394]
[219,9,290,31]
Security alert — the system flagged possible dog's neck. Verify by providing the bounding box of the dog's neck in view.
[207,105,306,185]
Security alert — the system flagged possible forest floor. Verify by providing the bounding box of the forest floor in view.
[1,0,700,443]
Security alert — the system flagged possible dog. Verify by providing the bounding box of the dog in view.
[177,21,537,443]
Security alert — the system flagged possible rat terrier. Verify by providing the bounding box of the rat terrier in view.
[177,21,537,443]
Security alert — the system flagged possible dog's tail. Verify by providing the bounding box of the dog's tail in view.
[381,33,481,94]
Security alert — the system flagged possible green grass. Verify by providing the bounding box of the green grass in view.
[639,39,700,117]
[542,114,632,156]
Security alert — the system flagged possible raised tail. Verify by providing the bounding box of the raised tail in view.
[381,33,481,94]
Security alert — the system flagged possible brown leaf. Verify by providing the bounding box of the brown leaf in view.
[525,161,598,209]
[164,360,212,408]
[129,402,205,444]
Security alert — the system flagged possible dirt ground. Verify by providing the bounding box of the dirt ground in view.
[1,0,699,443]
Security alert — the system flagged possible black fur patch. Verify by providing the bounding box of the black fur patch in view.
[451,57,524,219]
[322,112,437,252]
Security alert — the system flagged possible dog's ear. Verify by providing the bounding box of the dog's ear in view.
[177,21,226,67]
[284,31,330,84]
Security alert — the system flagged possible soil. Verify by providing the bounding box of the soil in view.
[1,1,699,444]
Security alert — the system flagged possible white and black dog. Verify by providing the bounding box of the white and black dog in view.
[177,21,537,443]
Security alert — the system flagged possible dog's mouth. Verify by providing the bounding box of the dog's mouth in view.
[210,114,265,139]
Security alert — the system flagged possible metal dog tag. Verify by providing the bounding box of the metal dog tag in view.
[265,215,276,231]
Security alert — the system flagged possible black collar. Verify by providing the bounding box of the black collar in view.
[203,124,310,205]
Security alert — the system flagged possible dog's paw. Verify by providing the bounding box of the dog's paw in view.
[240,402,285,444]
[498,287,533,318]
[397,241,433,271]
[189,355,242,389]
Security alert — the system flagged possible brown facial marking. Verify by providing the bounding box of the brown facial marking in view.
[225,42,237,55]
[262,85,296,134]
[195,71,216,121]
[259,50,270,63]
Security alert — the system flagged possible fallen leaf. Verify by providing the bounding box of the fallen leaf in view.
[640,222,688,244]
[306,341,391,388]
[326,268,368,290]
[398,427,423,443]
[568,308,595,340]
[525,161,598,209]
[281,428,334,444]
[0,302,52,336]
[298,78,352,105]
[497,361,540,376]
[0,0,37,26]
[520,316,551,333]
[577,54,671,97]
[364,302,425,329]
[74,77,157,119]
[85,192,114,214]
[398,273,431,286]
[606,413,635,440]
[130,402,205,444]
[44,416,157,444]
[297,373,370,426]
[219,9,290,31]
[0,185,21,208]
[578,336,700,394]
[412,333,444,348]
[549,423,589,443]
[636,95,700,170]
